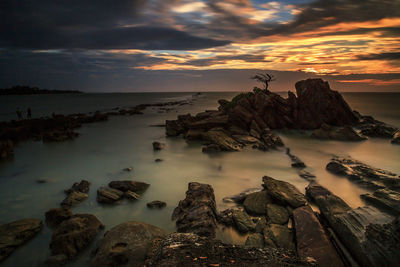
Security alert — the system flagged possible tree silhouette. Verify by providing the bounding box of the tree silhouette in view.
[251,73,276,90]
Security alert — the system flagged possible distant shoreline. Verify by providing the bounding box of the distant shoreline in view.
[0,86,82,95]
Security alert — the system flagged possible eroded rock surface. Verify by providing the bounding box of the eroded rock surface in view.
[172,182,218,237]
[361,188,400,215]
[262,176,307,208]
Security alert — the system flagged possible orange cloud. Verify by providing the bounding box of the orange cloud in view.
[336,79,400,86]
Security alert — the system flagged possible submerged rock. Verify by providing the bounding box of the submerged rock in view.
[293,205,343,267]
[172,182,218,237]
[361,188,400,215]
[326,157,399,190]
[0,219,42,262]
[286,148,306,168]
[298,170,316,181]
[49,214,103,264]
[147,200,167,209]
[91,221,166,267]
[262,176,307,208]
[147,233,310,267]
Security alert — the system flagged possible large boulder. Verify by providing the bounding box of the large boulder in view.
[49,214,103,263]
[0,219,42,262]
[293,205,343,267]
[295,78,359,128]
[243,191,272,215]
[147,233,310,266]
[91,221,166,267]
[108,180,150,195]
[262,176,307,208]
[326,157,400,190]
[172,182,218,237]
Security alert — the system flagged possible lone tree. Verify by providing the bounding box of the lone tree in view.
[251,73,275,90]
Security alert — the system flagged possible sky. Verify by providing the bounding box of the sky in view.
[1,0,400,92]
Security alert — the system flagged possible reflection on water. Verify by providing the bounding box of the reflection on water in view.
[0,92,399,266]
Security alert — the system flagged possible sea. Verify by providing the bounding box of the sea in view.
[0,92,399,266]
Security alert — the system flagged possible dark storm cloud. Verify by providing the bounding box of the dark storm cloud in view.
[0,0,230,50]
[356,52,400,61]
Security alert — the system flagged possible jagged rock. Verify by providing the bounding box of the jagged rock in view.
[306,182,397,266]
[245,233,265,248]
[222,187,262,204]
[392,130,400,144]
[49,214,103,263]
[61,191,88,207]
[293,205,344,267]
[326,157,400,190]
[0,219,42,262]
[204,128,242,151]
[188,112,229,130]
[232,209,256,233]
[263,224,295,250]
[91,221,166,267]
[45,208,73,227]
[108,180,150,194]
[360,123,398,138]
[361,188,400,215]
[147,233,312,266]
[172,182,218,237]
[243,191,272,215]
[97,187,124,203]
[266,204,289,225]
[262,176,307,208]
[0,139,13,160]
[147,201,167,209]
[152,141,165,150]
[312,124,366,141]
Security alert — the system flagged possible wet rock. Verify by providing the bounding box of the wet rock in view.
[61,191,88,207]
[298,170,316,181]
[243,191,272,215]
[204,128,242,151]
[361,188,400,215]
[360,123,398,138]
[147,201,167,209]
[286,148,306,168]
[122,167,133,172]
[124,190,140,200]
[0,219,42,262]
[91,221,166,267]
[184,129,205,140]
[392,130,400,144]
[188,112,229,130]
[66,180,90,194]
[232,209,256,233]
[152,141,165,150]
[217,208,236,227]
[245,233,265,248]
[326,157,400,190]
[255,216,267,233]
[49,214,103,263]
[108,180,150,195]
[97,187,124,203]
[45,208,73,227]
[147,232,311,267]
[232,135,261,145]
[172,182,218,237]
[306,182,397,266]
[263,224,295,250]
[222,187,262,204]
[312,124,366,141]
[154,158,163,162]
[262,176,307,208]
[293,205,344,267]
[165,119,185,136]
[0,139,13,160]
[266,204,289,225]
[201,144,221,153]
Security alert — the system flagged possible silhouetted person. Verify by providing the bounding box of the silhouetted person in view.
[27,107,32,119]
[16,107,23,120]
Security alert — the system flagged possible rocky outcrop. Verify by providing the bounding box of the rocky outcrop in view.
[361,188,400,215]
[0,219,42,262]
[147,200,167,209]
[61,180,90,207]
[326,157,400,190]
[91,221,166,267]
[49,214,103,264]
[311,124,365,141]
[0,139,13,160]
[147,233,312,267]
[306,182,399,266]
[262,176,307,208]
[293,205,343,267]
[203,128,242,151]
[172,182,218,237]
[45,207,73,227]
